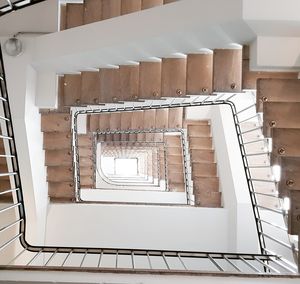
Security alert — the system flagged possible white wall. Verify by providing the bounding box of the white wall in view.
[45,203,228,251]
[1,38,48,246]
[0,0,58,36]
[81,189,187,204]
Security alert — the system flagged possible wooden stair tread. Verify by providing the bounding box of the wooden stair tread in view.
[257,78,300,112]
[271,128,300,161]
[162,58,187,97]
[192,162,217,177]
[195,191,221,208]
[263,102,300,136]
[190,149,215,163]
[81,71,101,105]
[41,113,71,132]
[84,0,102,24]
[66,3,83,29]
[48,181,75,199]
[168,107,183,129]
[278,156,300,198]
[45,149,72,166]
[121,0,142,15]
[193,176,219,192]
[213,48,242,92]
[189,137,212,149]
[288,190,300,235]
[187,53,213,95]
[43,132,71,150]
[188,125,211,137]
[141,0,163,9]
[47,166,73,182]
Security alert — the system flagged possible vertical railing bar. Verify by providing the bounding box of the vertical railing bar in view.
[97,250,103,268]
[79,250,87,268]
[224,256,241,272]
[177,253,188,270]
[162,252,170,270]
[45,250,57,266]
[7,247,26,265]
[115,250,118,269]
[61,250,72,267]
[0,187,19,196]
[0,218,22,233]
[207,254,224,271]
[131,252,135,269]
[263,248,298,270]
[146,252,152,269]
[272,259,297,273]
[254,256,280,273]
[27,250,42,266]
[239,256,261,273]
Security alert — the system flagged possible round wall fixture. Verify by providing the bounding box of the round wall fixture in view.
[3,37,23,57]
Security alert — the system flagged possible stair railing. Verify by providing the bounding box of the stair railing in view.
[0,0,46,16]
[97,140,166,188]
[0,44,298,273]
[72,121,192,204]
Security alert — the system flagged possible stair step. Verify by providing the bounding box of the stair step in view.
[169,183,185,192]
[167,147,182,155]
[288,190,300,235]
[121,0,141,15]
[78,135,93,147]
[88,115,100,132]
[188,125,211,137]
[102,0,121,20]
[120,65,139,101]
[41,113,71,132]
[168,164,183,173]
[80,166,94,176]
[187,53,213,95]
[47,166,73,182]
[167,154,183,165]
[80,156,93,167]
[168,107,183,128]
[213,49,242,92]
[43,132,71,150]
[263,102,300,136]
[155,108,169,129]
[162,58,186,97]
[192,162,217,177]
[66,3,83,29]
[195,191,221,208]
[164,135,181,146]
[271,128,300,162]
[183,120,209,128]
[80,175,94,186]
[242,49,298,90]
[84,0,102,24]
[99,113,111,132]
[193,177,219,193]
[190,149,214,163]
[139,61,162,99]
[141,0,163,9]
[79,147,93,157]
[81,71,100,105]
[63,74,81,106]
[278,156,300,198]
[257,79,300,112]
[45,149,72,166]
[189,137,212,149]
[99,68,121,103]
[48,182,75,199]
[168,172,184,184]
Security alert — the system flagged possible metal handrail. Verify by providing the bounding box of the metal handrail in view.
[0,44,298,273]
